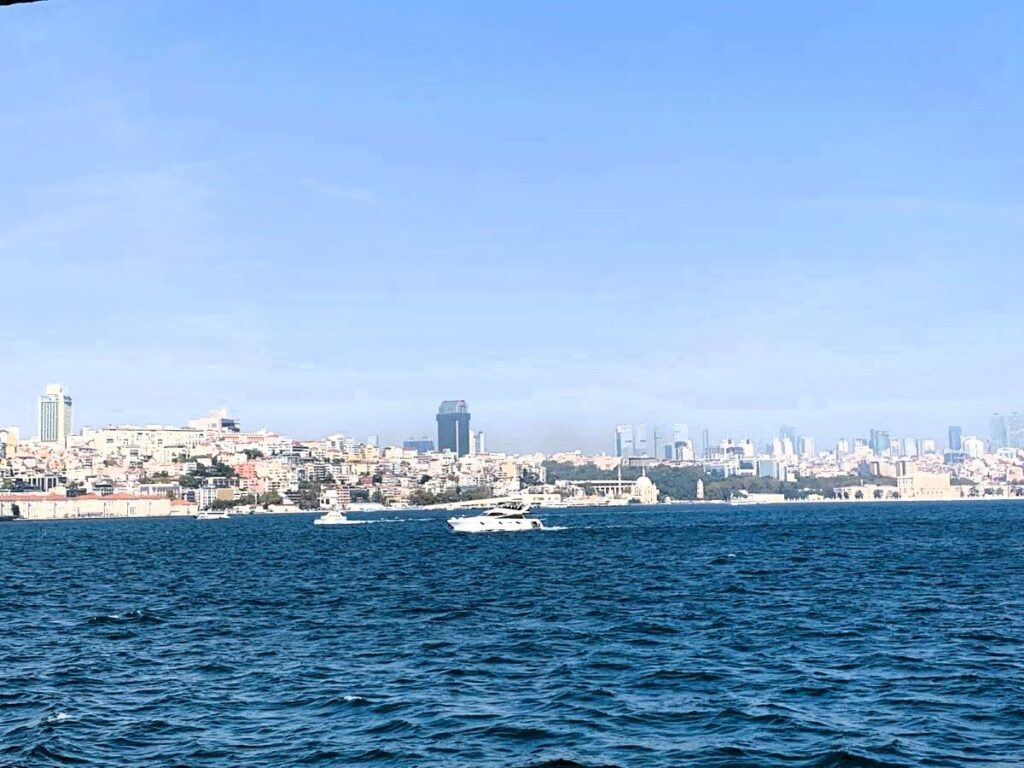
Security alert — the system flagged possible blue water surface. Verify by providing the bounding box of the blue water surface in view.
[1,503,1022,767]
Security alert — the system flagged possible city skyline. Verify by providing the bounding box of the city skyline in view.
[2,381,1020,455]
[2,2,1022,453]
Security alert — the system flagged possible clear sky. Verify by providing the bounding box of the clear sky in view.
[1,1,1021,452]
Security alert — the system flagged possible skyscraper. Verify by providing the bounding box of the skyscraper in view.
[779,425,796,443]
[1007,412,1024,449]
[436,400,471,456]
[869,428,890,457]
[634,424,648,457]
[990,413,1008,450]
[947,426,962,452]
[614,424,634,458]
[38,384,73,445]
[701,428,710,459]
[673,423,689,444]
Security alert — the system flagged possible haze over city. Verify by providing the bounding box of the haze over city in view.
[2,1,1021,452]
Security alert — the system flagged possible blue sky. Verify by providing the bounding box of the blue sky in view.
[1,1,1021,452]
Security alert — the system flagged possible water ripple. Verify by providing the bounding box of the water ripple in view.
[1,503,1022,766]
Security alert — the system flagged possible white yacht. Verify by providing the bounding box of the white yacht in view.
[447,502,545,533]
[313,507,362,526]
[195,509,231,521]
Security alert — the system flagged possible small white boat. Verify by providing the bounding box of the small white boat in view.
[195,510,231,520]
[447,502,545,533]
[313,508,362,525]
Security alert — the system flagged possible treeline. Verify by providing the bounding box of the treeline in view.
[409,487,494,506]
[542,461,896,501]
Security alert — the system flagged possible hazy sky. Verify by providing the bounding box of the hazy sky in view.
[1,1,1021,452]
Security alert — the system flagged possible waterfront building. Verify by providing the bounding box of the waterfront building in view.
[895,461,955,500]
[948,426,962,452]
[38,384,73,445]
[437,400,471,456]
[631,472,659,504]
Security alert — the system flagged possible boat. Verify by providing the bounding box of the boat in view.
[313,507,363,525]
[446,501,545,533]
[195,509,231,520]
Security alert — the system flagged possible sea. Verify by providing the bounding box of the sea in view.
[1,502,1022,767]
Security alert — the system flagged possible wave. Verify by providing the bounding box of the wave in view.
[86,608,163,626]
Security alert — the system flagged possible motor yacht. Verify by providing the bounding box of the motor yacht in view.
[446,502,545,533]
[313,507,362,525]
[195,509,231,521]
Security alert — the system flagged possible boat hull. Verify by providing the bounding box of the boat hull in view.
[447,516,544,533]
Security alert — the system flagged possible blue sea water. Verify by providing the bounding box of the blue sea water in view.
[1,502,1023,767]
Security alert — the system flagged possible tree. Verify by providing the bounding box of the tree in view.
[243,449,264,460]
[873,489,884,499]
[178,475,200,488]
[258,491,283,507]
[854,490,864,500]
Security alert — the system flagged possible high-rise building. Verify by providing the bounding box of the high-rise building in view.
[798,436,815,458]
[963,435,985,459]
[615,424,651,458]
[673,423,689,444]
[634,424,648,457]
[836,439,849,456]
[947,426,962,452]
[436,400,471,456]
[779,425,796,443]
[476,431,486,455]
[38,384,73,445]
[869,429,890,457]
[403,437,435,454]
[701,428,710,459]
[615,424,634,458]
[1007,412,1024,449]
[990,414,1008,450]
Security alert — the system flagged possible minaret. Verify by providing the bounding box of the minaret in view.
[696,478,705,501]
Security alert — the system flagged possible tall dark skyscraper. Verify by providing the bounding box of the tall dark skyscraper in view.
[947,425,962,452]
[437,400,471,456]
